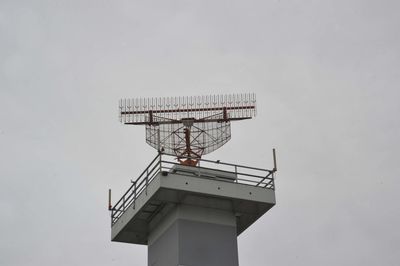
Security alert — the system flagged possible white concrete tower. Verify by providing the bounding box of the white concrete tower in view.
[110,94,277,266]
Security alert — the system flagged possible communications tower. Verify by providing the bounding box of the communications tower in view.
[109,93,277,266]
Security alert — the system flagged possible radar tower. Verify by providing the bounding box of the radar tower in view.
[110,93,277,266]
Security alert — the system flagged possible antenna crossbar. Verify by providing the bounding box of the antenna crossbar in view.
[125,117,252,125]
[121,105,255,115]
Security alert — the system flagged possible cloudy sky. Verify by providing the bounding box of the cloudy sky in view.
[1,0,399,265]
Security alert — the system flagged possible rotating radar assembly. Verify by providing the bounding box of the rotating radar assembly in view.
[119,93,256,166]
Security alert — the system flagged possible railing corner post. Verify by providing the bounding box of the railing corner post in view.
[272,148,277,172]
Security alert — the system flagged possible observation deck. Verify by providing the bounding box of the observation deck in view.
[110,153,276,245]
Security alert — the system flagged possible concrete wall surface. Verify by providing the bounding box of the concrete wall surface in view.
[148,205,239,266]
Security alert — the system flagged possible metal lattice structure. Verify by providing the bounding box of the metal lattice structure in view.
[119,93,256,165]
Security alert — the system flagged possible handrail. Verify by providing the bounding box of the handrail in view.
[110,152,276,225]
[111,153,162,224]
[198,157,273,172]
[113,154,161,209]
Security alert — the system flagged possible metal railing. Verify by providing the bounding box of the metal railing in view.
[110,152,276,226]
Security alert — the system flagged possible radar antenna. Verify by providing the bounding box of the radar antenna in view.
[119,93,256,165]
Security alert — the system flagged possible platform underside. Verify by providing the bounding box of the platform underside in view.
[111,168,275,245]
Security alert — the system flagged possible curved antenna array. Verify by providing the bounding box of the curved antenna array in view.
[119,93,256,165]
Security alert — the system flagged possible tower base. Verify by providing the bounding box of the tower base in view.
[148,204,238,266]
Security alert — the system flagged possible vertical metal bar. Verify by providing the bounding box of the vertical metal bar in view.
[233,94,237,118]
[134,98,137,123]
[238,93,241,117]
[126,98,129,123]
[128,98,133,123]
[123,196,126,212]
[204,95,208,116]
[146,168,149,195]
[143,98,145,122]
[150,97,153,110]
[133,182,136,209]
[197,95,200,118]
[190,96,193,117]
[199,95,204,117]
[253,93,257,117]
[130,98,133,123]
[142,97,146,122]
[139,98,142,122]
[237,94,240,118]
[197,159,201,176]
[127,99,131,123]
[234,165,238,183]
[108,189,112,210]
[271,172,275,190]
[157,127,160,151]
[245,93,249,117]
[227,94,231,112]
[109,189,113,226]
[243,93,247,117]
[242,93,245,117]
[193,96,197,118]
[119,99,122,123]
[185,96,188,116]
[111,210,113,226]
[273,148,277,171]
[124,98,127,123]
[159,152,162,172]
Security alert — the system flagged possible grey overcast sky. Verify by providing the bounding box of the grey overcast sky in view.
[1,0,399,265]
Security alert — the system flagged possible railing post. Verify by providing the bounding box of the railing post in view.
[271,172,275,190]
[123,196,126,211]
[111,209,114,226]
[234,165,238,183]
[146,168,149,195]
[133,181,137,209]
[108,189,112,210]
[109,188,113,226]
[273,148,277,172]
[159,153,162,172]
